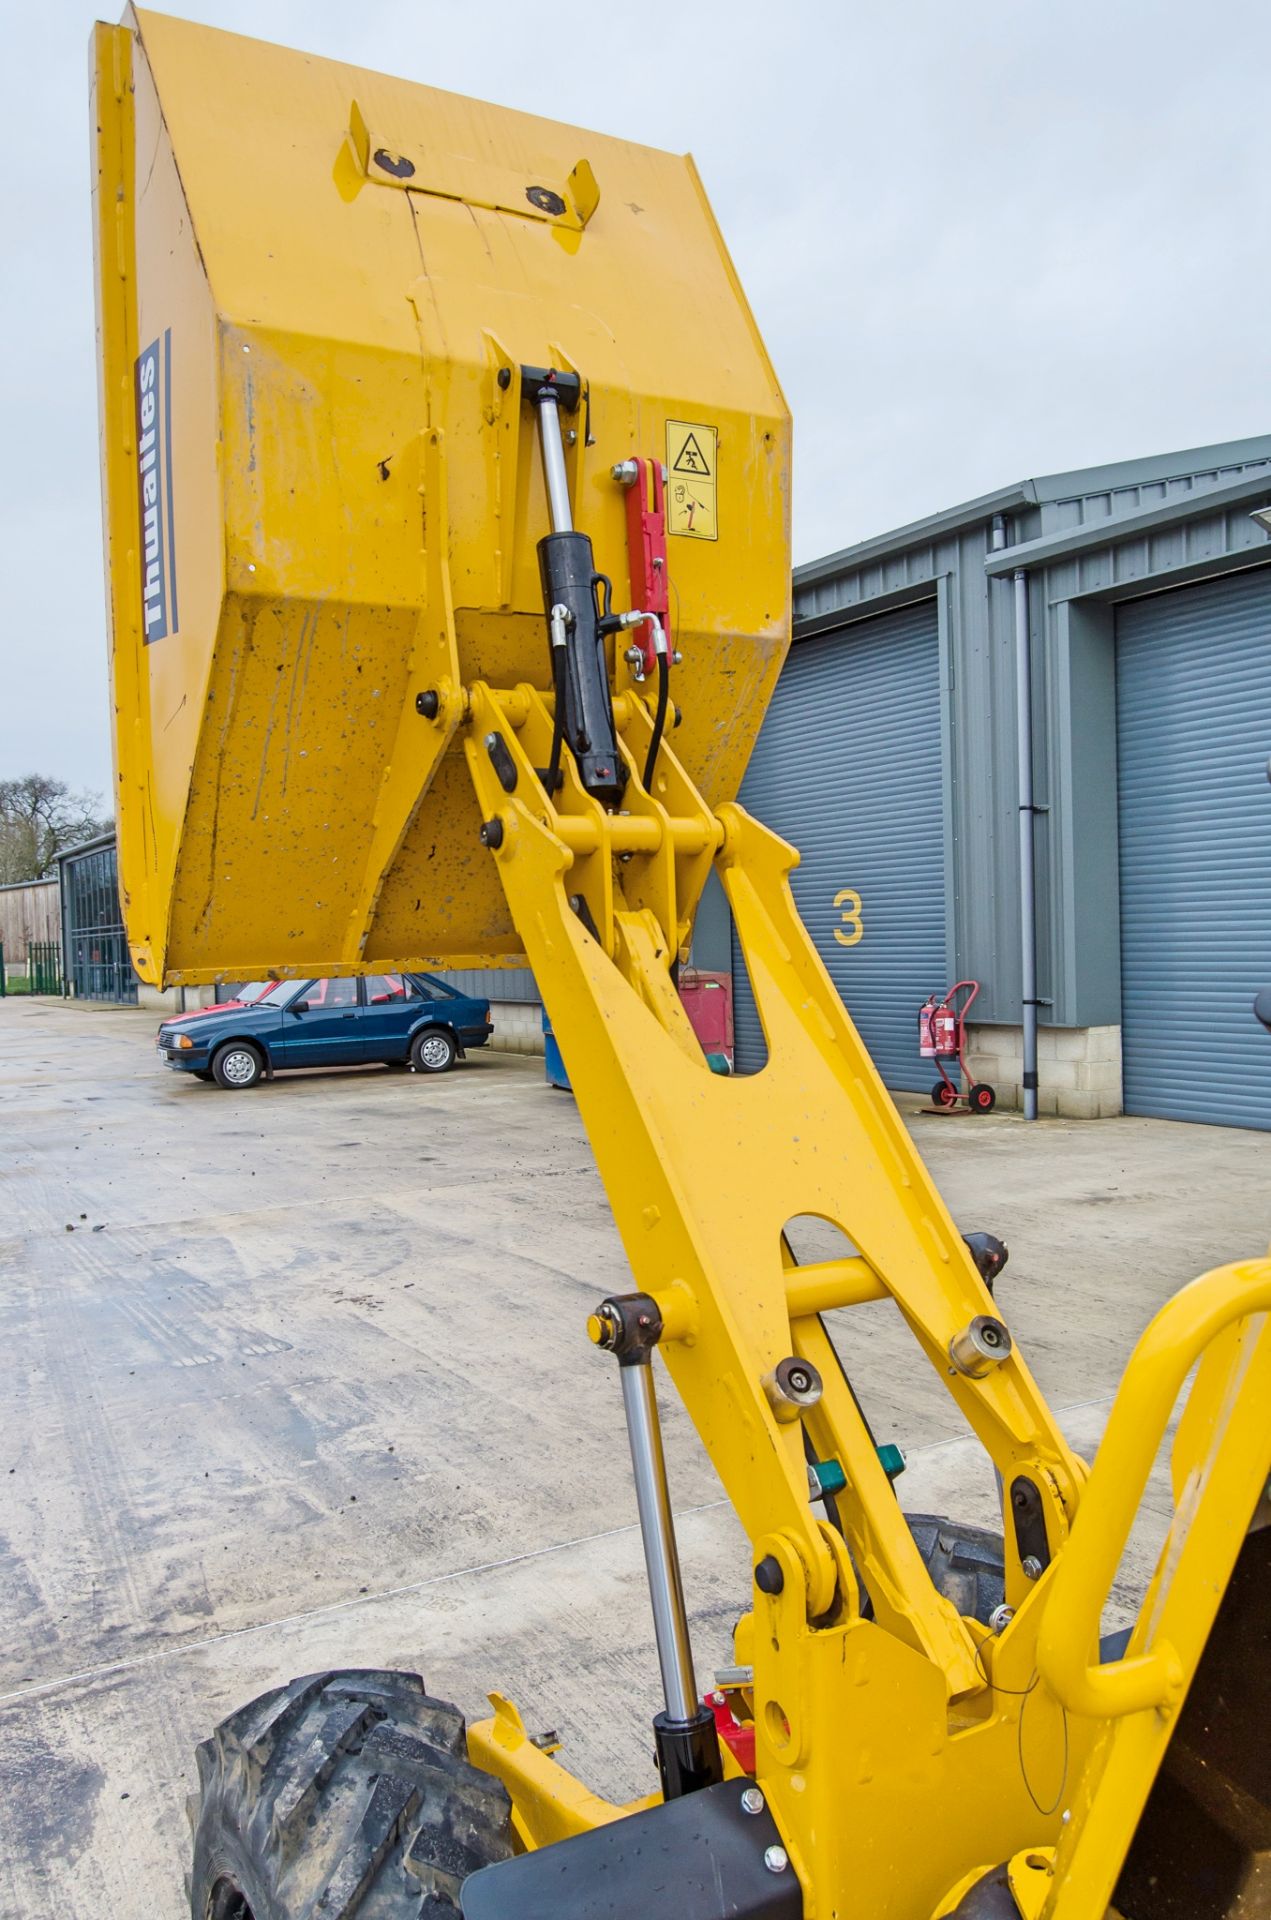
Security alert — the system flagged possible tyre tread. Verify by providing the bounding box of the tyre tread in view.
[315,1773,421,1920]
[188,1670,512,1920]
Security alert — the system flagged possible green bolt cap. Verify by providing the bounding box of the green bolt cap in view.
[876,1443,906,1481]
[810,1458,848,1497]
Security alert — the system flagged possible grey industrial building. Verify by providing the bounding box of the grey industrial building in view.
[706,433,1271,1129]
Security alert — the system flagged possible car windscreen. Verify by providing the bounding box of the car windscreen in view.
[265,980,312,1009]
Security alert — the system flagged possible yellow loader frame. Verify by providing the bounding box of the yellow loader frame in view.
[454,672,1271,1917]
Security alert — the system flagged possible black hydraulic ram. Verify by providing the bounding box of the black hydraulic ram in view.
[589,1290,723,1801]
[525,368,627,807]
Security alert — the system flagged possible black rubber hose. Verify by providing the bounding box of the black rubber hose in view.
[545,637,567,796]
[643,648,670,790]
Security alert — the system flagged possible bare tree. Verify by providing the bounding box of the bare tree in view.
[0,776,113,884]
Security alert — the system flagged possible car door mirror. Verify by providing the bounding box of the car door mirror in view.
[290,1000,310,1014]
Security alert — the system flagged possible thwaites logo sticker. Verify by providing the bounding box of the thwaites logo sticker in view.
[134,331,179,643]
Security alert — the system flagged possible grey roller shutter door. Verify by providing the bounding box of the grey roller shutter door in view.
[732,601,945,1089]
[1117,565,1271,1129]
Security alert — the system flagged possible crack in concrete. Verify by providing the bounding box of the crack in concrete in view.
[0,1498,732,1710]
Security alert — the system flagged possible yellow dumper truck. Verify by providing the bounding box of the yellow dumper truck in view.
[93,12,1271,1917]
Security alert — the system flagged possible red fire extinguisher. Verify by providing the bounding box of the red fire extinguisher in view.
[918,981,996,1113]
[918,997,959,1059]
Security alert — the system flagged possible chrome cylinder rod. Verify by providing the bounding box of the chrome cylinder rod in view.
[535,392,574,534]
[619,1360,698,1725]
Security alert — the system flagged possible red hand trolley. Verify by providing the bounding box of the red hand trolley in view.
[918,980,996,1113]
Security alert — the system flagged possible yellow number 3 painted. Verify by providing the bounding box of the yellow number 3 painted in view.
[833,888,863,947]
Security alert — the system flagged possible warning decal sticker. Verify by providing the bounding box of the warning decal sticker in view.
[666,420,718,540]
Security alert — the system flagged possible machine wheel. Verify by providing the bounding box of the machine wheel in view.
[188,1669,513,1919]
[211,1042,264,1090]
[411,1029,457,1074]
[931,1080,958,1109]
[968,1083,996,1114]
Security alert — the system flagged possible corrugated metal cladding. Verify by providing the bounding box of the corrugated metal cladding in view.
[732,601,945,1088]
[437,967,537,1001]
[790,436,1271,1037]
[1116,565,1271,1130]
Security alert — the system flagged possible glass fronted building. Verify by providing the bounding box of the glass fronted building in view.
[57,832,138,1004]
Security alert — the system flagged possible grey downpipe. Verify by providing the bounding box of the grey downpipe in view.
[1014,566,1039,1121]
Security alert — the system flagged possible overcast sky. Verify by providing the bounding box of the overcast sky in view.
[4,0,1270,802]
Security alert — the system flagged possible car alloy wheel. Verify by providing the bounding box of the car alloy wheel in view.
[415,1030,456,1072]
[218,1047,261,1088]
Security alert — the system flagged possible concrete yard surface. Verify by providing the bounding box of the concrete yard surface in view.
[1,996,1268,1918]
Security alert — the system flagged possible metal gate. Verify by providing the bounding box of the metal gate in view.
[731,600,946,1089]
[60,840,139,1004]
[27,941,62,995]
[1117,565,1271,1129]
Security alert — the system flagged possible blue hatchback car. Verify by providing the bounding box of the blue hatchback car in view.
[156,972,492,1089]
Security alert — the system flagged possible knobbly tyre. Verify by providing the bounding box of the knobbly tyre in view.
[92,13,1271,1917]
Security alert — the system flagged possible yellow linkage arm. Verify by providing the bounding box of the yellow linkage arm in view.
[462,678,1082,1662]
[460,678,1107,1912]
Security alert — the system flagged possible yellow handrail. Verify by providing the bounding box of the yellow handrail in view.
[1037,1259,1271,1718]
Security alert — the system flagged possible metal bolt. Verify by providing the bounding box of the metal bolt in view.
[754,1554,784,1596]
[949,1314,1013,1378]
[740,1786,765,1816]
[764,1846,789,1874]
[1021,1555,1044,1582]
[762,1355,823,1424]
[496,366,512,390]
[612,459,639,487]
[988,1603,1014,1633]
[565,428,577,446]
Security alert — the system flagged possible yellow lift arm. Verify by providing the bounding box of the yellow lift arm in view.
[92,14,1271,1918]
